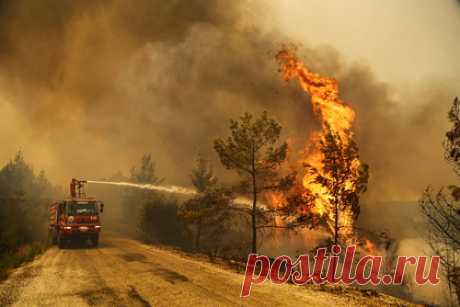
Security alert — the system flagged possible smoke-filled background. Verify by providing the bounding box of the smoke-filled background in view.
[0,0,459,304]
[0,0,459,202]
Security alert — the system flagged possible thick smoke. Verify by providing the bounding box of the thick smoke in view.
[1,1,457,304]
[0,0,457,203]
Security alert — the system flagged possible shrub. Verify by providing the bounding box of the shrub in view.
[139,195,191,249]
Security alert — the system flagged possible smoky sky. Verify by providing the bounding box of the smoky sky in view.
[0,0,457,202]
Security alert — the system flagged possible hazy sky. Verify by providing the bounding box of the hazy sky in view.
[266,0,460,87]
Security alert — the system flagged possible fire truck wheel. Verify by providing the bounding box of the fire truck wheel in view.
[92,235,99,247]
[48,232,56,245]
[57,233,66,249]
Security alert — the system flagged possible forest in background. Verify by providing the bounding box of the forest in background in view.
[0,152,60,278]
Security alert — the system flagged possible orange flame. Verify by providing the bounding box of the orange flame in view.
[364,239,378,254]
[275,47,362,240]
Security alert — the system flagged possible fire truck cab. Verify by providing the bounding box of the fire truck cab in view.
[48,179,104,248]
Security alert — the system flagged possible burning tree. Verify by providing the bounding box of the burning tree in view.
[420,97,460,304]
[275,48,368,242]
[214,111,294,253]
[305,129,368,244]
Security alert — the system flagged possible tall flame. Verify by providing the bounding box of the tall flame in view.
[275,48,362,239]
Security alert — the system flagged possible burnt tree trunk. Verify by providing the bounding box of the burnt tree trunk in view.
[195,217,202,251]
[251,144,258,254]
[334,200,339,245]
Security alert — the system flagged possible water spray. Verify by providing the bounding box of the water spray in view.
[87,180,196,196]
[86,180,253,206]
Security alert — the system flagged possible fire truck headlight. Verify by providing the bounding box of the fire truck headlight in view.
[63,226,72,230]
[95,225,101,229]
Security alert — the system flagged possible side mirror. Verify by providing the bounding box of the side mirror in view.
[100,203,104,213]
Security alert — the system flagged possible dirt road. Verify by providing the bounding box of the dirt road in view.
[0,235,416,306]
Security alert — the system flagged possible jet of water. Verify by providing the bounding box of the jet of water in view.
[87,180,197,195]
[87,180,257,207]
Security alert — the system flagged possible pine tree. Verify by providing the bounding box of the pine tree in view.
[214,111,294,253]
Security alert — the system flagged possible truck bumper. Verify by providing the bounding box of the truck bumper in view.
[60,226,100,240]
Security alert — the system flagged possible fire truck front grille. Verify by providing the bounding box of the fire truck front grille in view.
[76,220,92,224]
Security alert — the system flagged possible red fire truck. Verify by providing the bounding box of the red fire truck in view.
[48,179,104,248]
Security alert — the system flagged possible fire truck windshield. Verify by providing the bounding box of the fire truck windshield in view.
[68,202,97,216]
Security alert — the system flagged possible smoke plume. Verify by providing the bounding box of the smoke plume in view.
[0,0,457,204]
